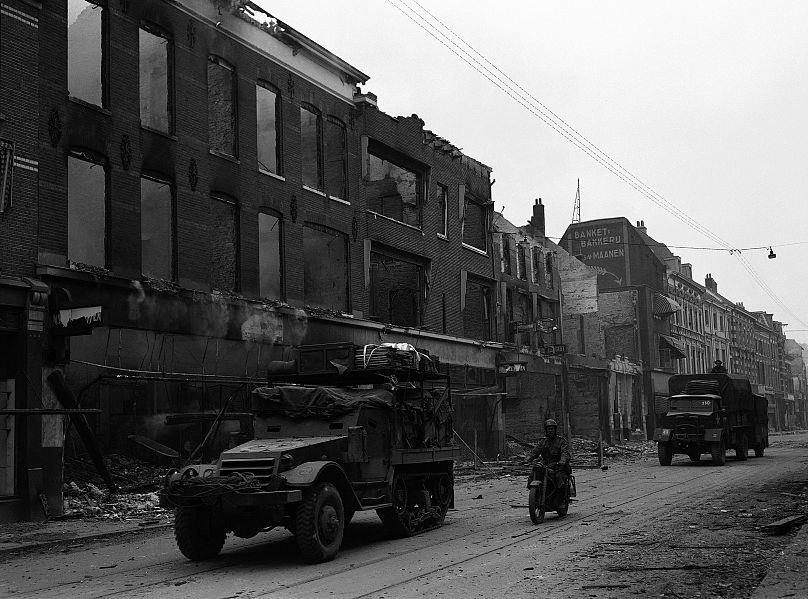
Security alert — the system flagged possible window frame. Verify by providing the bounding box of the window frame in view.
[139,20,174,135]
[139,172,176,281]
[209,192,240,291]
[256,80,282,177]
[364,138,426,229]
[258,209,285,300]
[67,148,109,268]
[300,104,323,192]
[324,115,348,202]
[302,222,350,312]
[368,245,427,327]
[67,0,108,109]
[207,55,238,158]
[437,183,449,238]
[461,195,488,253]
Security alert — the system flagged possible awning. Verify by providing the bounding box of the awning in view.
[653,293,681,316]
[659,334,687,359]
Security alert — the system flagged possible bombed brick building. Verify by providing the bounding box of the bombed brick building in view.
[0,0,501,522]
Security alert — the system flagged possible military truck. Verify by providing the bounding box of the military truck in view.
[654,373,768,466]
[160,343,458,563]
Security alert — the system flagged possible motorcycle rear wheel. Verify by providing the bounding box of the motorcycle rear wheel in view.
[528,487,545,524]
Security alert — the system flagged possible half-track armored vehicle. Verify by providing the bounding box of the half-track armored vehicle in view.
[160,343,459,563]
[654,373,768,466]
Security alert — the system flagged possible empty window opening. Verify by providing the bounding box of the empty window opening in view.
[256,83,280,175]
[300,106,321,190]
[463,197,487,251]
[516,291,533,345]
[463,278,492,341]
[68,153,106,267]
[139,24,171,133]
[370,251,425,327]
[258,212,282,299]
[517,243,527,280]
[324,117,347,200]
[545,252,554,288]
[140,176,174,280]
[366,143,423,228]
[437,184,448,237]
[501,235,512,274]
[68,0,104,106]
[303,224,348,312]
[532,246,543,283]
[210,195,238,291]
[208,57,237,157]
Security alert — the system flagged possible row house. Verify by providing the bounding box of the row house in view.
[0,0,500,521]
[633,223,792,432]
[491,201,565,444]
[702,274,731,369]
[560,217,679,438]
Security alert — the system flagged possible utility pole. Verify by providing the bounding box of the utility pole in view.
[571,179,581,224]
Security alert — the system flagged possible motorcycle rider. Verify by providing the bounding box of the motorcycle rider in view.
[525,419,571,490]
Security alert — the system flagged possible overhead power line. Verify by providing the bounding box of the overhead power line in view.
[389,0,808,330]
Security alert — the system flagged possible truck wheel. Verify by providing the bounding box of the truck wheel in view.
[657,442,673,466]
[688,451,701,462]
[710,440,726,466]
[528,487,545,524]
[736,435,749,461]
[754,444,765,457]
[295,482,345,563]
[174,506,226,561]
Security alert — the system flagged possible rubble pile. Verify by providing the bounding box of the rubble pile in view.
[61,454,171,522]
[64,453,165,492]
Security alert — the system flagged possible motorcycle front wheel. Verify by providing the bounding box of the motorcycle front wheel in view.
[528,487,545,524]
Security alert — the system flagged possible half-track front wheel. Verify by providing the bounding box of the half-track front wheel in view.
[174,506,226,561]
[528,487,545,524]
[657,442,673,466]
[295,482,345,563]
[754,444,765,458]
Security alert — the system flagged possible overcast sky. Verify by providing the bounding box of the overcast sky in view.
[260,1,808,344]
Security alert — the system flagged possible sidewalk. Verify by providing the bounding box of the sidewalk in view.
[751,521,808,599]
[0,515,172,557]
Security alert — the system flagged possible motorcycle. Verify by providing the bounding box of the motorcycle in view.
[526,462,575,524]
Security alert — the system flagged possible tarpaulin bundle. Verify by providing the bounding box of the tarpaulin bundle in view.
[251,385,394,419]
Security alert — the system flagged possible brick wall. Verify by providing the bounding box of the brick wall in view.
[600,289,639,361]
[0,0,42,278]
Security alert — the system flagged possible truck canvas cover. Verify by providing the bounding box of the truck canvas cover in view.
[252,386,393,419]
[668,374,754,412]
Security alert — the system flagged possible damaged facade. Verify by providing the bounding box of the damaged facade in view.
[0,0,505,522]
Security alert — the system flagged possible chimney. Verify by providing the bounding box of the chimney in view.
[682,263,692,280]
[636,220,647,233]
[530,198,545,237]
[705,273,718,293]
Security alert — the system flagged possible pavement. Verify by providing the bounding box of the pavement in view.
[0,515,172,557]
[2,510,806,598]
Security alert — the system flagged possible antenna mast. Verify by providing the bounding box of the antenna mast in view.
[571,179,581,223]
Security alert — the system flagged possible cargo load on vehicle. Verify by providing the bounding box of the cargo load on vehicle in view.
[160,342,458,563]
[653,373,769,466]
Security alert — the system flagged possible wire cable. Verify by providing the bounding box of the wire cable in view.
[390,0,807,329]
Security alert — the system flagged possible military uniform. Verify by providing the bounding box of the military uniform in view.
[527,434,571,488]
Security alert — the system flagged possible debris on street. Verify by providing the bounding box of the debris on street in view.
[61,454,171,523]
